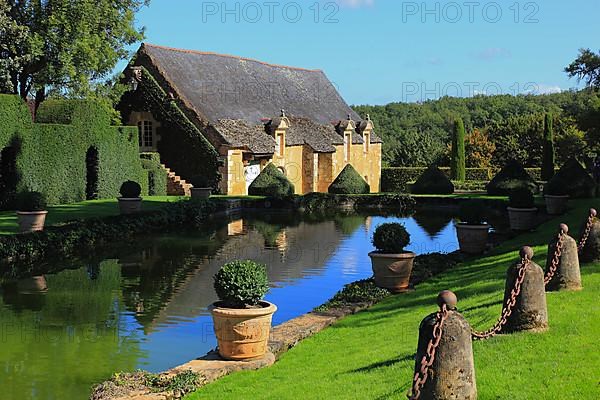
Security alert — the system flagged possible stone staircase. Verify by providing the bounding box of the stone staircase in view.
[161,164,192,196]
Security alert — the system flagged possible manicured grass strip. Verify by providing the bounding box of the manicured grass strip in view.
[185,199,600,400]
[0,196,184,235]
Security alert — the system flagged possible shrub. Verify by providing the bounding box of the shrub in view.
[249,163,295,198]
[451,118,466,181]
[487,159,538,196]
[544,157,595,198]
[509,187,535,208]
[328,164,370,194]
[189,175,211,188]
[314,278,390,312]
[541,113,555,181]
[381,167,491,193]
[140,155,167,196]
[16,191,47,212]
[459,199,487,224]
[372,223,410,253]
[213,260,270,308]
[120,181,142,198]
[411,165,454,194]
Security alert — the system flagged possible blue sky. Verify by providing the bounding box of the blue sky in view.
[130,0,600,105]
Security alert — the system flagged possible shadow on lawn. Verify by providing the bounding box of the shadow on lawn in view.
[348,353,414,374]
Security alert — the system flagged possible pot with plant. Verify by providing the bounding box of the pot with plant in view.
[368,223,415,293]
[544,178,569,215]
[16,191,48,233]
[507,187,537,231]
[210,260,276,360]
[118,181,142,214]
[455,199,489,254]
[190,175,212,200]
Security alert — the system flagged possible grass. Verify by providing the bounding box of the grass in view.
[185,199,600,400]
[0,196,184,235]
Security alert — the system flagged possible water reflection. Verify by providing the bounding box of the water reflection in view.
[0,211,472,400]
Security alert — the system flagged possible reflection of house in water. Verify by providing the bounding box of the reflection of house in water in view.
[120,218,359,333]
[227,219,245,236]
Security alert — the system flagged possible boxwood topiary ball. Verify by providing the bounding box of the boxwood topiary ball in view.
[16,191,47,212]
[120,180,142,198]
[213,260,270,308]
[372,223,410,254]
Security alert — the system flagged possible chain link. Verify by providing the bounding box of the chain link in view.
[578,212,595,253]
[471,256,530,340]
[544,229,565,285]
[408,304,450,400]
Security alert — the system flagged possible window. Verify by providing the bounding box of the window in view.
[344,133,351,162]
[276,133,284,157]
[137,120,154,148]
[363,133,370,153]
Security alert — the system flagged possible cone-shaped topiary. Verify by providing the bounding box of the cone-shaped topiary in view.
[451,118,466,181]
[412,165,454,194]
[545,157,596,198]
[248,163,295,198]
[328,164,370,194]
[541,113,555,181]
[487,159,537,196]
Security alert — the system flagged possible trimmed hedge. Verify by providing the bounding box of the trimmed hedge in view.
[328,164,370,194]
[545,158,596,198]
[248,163,295,198]
[411,165,454,195]
[487,159,538,196]
[0,95,146,208]
[381,167,491,192]
[300,192,416,214]
[140,153,167,196]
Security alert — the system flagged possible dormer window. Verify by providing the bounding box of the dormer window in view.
[276,132,284,157]
[363,132,370,153]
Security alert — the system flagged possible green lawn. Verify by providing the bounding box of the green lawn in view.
[185,199,600,400]
[0,196,184,235]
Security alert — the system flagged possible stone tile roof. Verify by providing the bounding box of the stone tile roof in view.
[215,119,275,155]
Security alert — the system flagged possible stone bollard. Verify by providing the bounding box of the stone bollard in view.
[546,224,582,291]
[502,246,548,333]
[412,291,477,400]
[580,209,600,263]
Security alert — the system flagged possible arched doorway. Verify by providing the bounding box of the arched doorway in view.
[85,147,99,200]
[0,146,18,209]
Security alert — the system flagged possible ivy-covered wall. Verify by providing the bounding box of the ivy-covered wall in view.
[0,95,146,208]
[117,65,220,188]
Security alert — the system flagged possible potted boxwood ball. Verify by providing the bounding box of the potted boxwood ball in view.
[544,179,569,216]
[210,260,276,360]
[368,223,415,293]
[118,180,142,214]
[16,191,48,233]
[456,199,489,254]
[190,175,212,200]
[507,187,537,231]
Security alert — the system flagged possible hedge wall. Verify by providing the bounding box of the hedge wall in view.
[140,152,167,196]
[0,95,146,208]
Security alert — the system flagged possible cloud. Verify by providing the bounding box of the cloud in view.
[473,47,512,61]
[336,0,375,8]
[524,84,563,95]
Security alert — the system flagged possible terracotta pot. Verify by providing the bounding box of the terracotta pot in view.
[210,301,277,360]
[16,211,48,233]
[369,251,416,293]
[544,195,569,215]
[456,223,489,254]
[191,187,212,200]
[17,276,49,294]
[118,197,142,214]
[507,207,538,231]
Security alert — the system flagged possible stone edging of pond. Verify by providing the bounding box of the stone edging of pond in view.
[90,252,461,400]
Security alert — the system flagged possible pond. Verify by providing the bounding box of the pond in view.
[0,210,468,399]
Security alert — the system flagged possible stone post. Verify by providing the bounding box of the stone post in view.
[414,290,477,400]
[502,246,548,333]
[580,209,600,263]
[546,224,582,291]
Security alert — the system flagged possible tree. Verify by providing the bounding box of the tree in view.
[465,128,496,169]
[0,0,149,106]
[565,48,600,88]
[541,113,555,180]
[450,118,466,181]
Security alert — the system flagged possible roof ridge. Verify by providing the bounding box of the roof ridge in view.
[143,43,323,73]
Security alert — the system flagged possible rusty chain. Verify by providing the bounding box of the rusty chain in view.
[471,255,530,340]
[408,304,450,400]
[578,209,596,253]
[544,228,565,285]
